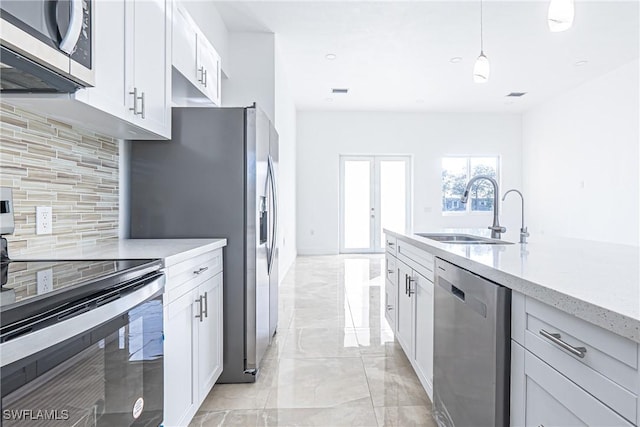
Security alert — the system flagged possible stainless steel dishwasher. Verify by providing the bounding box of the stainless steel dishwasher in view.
[433,258,511,427]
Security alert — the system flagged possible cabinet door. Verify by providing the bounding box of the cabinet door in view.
[132,0,170,136]
[385,278,397,332]
[396,260,414,356]
[172,4,198,87]
[414,272,434,393]
[164,288,198,427]
[522,350,633,427]
[197,272,224,402]
[196,33,221,105]
[75,0,128,119]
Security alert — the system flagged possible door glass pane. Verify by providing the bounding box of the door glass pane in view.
[344,160,370,249]
[469,157,497,212]
[442,158,467,212]
[379,160,406,249]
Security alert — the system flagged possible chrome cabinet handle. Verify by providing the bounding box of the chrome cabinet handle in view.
[387,269,393,274]
[129,88,144,118]
[203,69,208,87]
[129,88,139,115]
[386,305,393,311]
[139,91,145,119]
[194,295,203,322]
[193,267,208,275]
[202,292,208,318]
[405,274,409,295]
[388,242,395,247]
[539,329,587,358]
[408,276,416,296]
[198,66,205,85]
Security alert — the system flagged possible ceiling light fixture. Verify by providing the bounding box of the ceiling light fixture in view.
[548,0,574,32]
[574,60,588,67]
[325,98,333,102]
[473,0,490,83]
[325,54,337,60]
[450,57,463,64]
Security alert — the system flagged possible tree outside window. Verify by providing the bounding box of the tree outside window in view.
[442,156,499,213]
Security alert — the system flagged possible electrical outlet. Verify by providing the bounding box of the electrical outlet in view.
[37,269,53,295]
[36,206,52,235]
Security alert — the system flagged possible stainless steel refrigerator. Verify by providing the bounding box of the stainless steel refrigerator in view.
[129,105,279,383]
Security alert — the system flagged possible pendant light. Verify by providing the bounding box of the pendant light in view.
[473,0,490,83]
[548,0,574,32]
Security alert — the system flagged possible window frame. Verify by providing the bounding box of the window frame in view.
[441,155,501,216]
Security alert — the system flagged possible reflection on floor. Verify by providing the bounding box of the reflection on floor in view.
[190,255,437,427]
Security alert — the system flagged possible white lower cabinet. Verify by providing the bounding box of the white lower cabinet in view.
[165,287,198,426]
[389,242,435,399]
[414,273,434,393]
[384,256,397,331]
[512,341,634,427]
[164,249,223,427]
[197,273,224,400]
[511,291,640,427]
[396,260,414,355]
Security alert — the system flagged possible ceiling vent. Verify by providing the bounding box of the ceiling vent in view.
[332,88,349,94]
[506,92,527,97]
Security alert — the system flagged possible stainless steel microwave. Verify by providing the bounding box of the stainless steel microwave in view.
[0,0,94,93]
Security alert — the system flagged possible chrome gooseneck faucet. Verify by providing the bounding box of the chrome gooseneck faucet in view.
[460,175,506,239]
[502,189,529,244]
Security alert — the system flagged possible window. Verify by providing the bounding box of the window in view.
[442,156,499,213]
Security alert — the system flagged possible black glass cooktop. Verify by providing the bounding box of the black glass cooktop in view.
[0,259,162,335]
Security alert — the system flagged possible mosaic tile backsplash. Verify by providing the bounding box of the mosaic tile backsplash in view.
[0,103,119,256]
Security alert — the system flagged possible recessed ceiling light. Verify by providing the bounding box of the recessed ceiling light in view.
[416,99,425,104]
[325,54,337,60]
[325,98,333,102]
[450,57,463,64]
[574,60,588,67]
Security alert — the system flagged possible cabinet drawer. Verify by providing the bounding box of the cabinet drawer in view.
[166,249,222,286]
[524,350,633,427]
[166,250,222,303]
[524,298,639,422]
[385,235,397,256]
[385,256,397,286]
[396,240,434,282]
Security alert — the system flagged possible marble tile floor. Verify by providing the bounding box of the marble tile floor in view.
[190,255,437,427]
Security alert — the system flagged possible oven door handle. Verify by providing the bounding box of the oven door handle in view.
[58,0,84,54]
[0,274,165,368]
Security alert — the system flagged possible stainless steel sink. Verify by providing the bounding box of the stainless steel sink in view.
[415,233,514,245]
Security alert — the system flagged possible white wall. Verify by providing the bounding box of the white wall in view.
[222,32,275,122]
[275,37,297,275]
[522,59,639,246]
[296,112,523,254]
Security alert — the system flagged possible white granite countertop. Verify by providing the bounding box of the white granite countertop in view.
[385,228,640,344]
[13,238,227,268]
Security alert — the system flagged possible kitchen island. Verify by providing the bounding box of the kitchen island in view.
[383,228,640,426]
[384,229,639,343]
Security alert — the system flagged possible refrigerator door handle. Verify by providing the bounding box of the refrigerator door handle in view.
[267,155,278,275]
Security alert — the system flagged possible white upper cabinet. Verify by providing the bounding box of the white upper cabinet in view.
[171,2,221,106]
[71,0,171,139]
[129,0,171,136]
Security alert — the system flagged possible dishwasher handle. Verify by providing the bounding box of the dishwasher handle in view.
[451,285,465,301]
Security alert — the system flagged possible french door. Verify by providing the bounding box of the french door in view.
[340,155,411,253]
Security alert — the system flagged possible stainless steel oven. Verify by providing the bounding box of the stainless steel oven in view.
[0,0,94,93]
[0,259,164,427]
